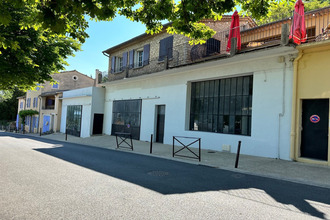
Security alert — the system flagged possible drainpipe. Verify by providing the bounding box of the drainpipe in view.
[277,58,287,159]
[290,51,304,160]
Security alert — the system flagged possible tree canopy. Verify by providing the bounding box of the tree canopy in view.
[0,2,80,90]
[0,88,25,122]
[18,109,39,125]
[255,0,330,25]
[0,0,316,90]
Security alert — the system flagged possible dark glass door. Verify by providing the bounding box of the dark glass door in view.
[93,114,104,135]
[156,105,165,143]
[301,99,328,161]
[111,99,142,140]
[66,105,82,137]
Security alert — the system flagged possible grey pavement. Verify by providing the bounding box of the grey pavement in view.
[19,131,330,189]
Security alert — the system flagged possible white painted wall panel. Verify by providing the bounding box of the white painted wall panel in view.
[61,87,104,138]
[103,48,297,160]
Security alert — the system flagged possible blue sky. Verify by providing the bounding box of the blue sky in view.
[64,16,147,78]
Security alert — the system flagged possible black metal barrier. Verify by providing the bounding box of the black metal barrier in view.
[115,132,133,151]
[150,134,153,154]
[173,136,201,161]
[235,141,242,168]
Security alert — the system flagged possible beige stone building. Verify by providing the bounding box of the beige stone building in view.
[101,16,256,82]
[18,70,94,133]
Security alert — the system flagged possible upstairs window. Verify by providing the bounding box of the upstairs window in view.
[20,101,23,109]
[111,56,123,73]
[159,36,173,61]
[26,98,31,108]
[134,50,144,68]
[33,97,38,108]
[115,57,123,72]
[129,44,150,69]
[52,81,59,89]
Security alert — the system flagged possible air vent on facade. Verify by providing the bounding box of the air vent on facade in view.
[72,75,78,81]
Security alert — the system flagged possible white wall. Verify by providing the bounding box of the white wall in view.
[60,96,92,138]
[103,47,297,160]
[63,87,93,98]
[61,87,105,138]
[90,87,105,134]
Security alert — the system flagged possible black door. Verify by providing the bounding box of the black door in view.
[93,114,104,135]
[301,99,329,161]
[156,105,165,143]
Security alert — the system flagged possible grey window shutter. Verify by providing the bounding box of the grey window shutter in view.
[122,52,128,69]
[129,50,134,69]
[111,56,115,73]
[143,44,150,66]
[167,36,174,59]
[159,38,167,61]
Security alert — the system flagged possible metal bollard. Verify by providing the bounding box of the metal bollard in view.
[235,141,242,168]
[40,128,42,136]
[65,129,68,141]
[150,134,153,154]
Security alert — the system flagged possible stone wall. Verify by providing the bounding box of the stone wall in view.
[106,18,254,82]
[41,70,94,92]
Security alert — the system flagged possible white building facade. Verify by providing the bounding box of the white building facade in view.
[60,87,105,138]
[102,47,297,160]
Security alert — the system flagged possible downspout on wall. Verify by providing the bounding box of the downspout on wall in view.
[277,57,287,159]
[290,50,304,160]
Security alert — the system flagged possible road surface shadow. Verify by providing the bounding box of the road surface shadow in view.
[3,133,330,218]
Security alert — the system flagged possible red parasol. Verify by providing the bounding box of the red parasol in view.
[290,0,307,44]
[226,10,241,52]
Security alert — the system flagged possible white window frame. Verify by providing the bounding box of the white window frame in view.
[134,49,144,68]
[115,57,123,73]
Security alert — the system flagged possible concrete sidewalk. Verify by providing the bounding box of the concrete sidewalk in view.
[23,132,330,189]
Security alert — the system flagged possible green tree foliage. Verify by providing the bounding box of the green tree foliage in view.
[18,109,39,125]
[0,88,25,122]
[255,0,330,25]
[0,0,301,90]
[0,2,81,90]
[1,0,282,45]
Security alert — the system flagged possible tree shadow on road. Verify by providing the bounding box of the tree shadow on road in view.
[4,133,330,219]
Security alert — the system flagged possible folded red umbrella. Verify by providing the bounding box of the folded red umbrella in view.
[226,10,241,52]
[290,0,307,44]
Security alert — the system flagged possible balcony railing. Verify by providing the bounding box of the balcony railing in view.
[100,6,330,83]
[42,105,55,110]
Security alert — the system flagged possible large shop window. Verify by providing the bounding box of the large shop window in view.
[66,105,82,137]
[190,76,253,136]
[112,99,142,140]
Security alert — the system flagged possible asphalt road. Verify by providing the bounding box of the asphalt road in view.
[1,132,330,219]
